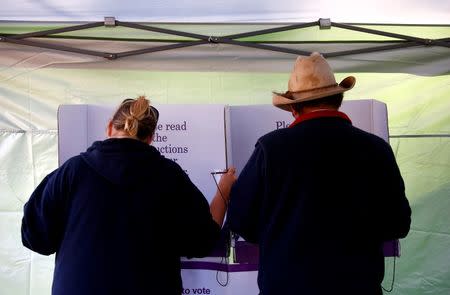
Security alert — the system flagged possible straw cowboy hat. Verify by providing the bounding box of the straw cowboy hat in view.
[273,52,356,111]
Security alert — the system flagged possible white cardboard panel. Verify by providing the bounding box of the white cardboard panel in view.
[341,99,389,142]
[58,104,227,202]
[57,105,87,166]
[181,269,258,295]
[371,100,390,142]
[228,99,388,174]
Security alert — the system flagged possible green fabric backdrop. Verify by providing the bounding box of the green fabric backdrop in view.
[1,22,449,295]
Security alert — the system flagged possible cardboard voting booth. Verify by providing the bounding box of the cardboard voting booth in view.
[58,99,399,294]
[58,103,258,294]
[227,99,399,259]
[58,104,227,203]
[227,99,389,175]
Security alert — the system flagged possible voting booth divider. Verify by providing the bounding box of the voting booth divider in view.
[58,99,398,294]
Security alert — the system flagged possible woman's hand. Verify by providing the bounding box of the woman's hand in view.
[218,167,237,203]
[210,167,237,226]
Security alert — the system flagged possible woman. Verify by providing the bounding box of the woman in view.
[21,96,236,295]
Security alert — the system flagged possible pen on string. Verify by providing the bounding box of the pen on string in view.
[211,171,228,175]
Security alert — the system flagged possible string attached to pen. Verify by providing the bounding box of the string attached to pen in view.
[382,241,397,293]
[211,171,229,207]
[216,255,229,287]
[381,256,396,292]
[211,170,230,287]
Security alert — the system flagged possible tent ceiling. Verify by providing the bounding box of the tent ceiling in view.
[2,0,450,24]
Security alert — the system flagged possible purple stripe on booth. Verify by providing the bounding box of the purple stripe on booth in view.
[235,240,400,258]
[235,241,259,264]
[383,240,400,257]
[181,261,259,272]
[181,240,398,272]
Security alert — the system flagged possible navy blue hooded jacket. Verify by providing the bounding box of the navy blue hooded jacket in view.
[22,138,220,295]
[227,111,411,295]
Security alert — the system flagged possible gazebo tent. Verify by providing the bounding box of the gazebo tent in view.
[1,1,449,294]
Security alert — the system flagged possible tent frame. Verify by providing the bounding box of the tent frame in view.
[0,18,449,59]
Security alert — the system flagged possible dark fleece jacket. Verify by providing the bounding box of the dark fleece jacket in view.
[22,138,220,295]
[227,115,411,295]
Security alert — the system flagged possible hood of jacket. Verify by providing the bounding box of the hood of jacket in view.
[80,138,163,188]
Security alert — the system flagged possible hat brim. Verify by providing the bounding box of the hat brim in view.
[273,76,356,111]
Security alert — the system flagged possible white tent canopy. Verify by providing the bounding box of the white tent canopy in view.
[3,0,450,24]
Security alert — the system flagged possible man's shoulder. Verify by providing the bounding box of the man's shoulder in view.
[259,127,292,142]
[350,125,389,145]
[346,125,396,160]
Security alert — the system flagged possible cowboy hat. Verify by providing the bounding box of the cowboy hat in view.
[273,52,356,111]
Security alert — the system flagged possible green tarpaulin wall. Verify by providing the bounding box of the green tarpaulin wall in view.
[0,22,449,295]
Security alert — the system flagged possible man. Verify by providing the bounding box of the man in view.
[227,52,411,295]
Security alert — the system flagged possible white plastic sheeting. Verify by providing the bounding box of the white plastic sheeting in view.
[2,0,450,24]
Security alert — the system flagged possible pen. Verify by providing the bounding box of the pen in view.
[211,171,227,174]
